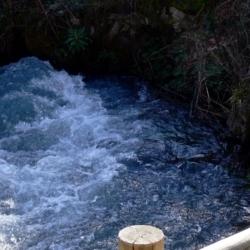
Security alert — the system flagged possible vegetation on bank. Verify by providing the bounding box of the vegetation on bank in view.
[0,0,250,163]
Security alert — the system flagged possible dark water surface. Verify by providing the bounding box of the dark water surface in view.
[0,57,249,250]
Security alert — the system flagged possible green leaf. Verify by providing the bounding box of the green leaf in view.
[65,27,91,54]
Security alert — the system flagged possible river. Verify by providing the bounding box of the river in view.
[0,57,249,250]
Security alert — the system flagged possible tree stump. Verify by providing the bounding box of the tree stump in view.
[118,225,165,250]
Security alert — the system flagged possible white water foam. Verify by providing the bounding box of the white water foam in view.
[1,59,245,250]
[0,66,143,249]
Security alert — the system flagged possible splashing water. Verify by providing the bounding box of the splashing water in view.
[0,57,249,250]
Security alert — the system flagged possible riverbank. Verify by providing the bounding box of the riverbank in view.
[0,0,249,166]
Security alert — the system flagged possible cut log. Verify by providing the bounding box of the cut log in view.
[118,225,164,250]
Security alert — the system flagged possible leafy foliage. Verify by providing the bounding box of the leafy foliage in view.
[65,28,91,54]
[172,0,208,13]
[205,62,227,93]
[230,84,250,105]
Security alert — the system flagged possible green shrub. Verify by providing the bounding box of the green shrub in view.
[172,0,207,14]
[65,27,91,54]
[230,84,250,105]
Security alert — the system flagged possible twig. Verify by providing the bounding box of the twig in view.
[36,0,58,39]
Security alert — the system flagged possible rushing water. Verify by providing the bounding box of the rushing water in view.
[0,57,249,250]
